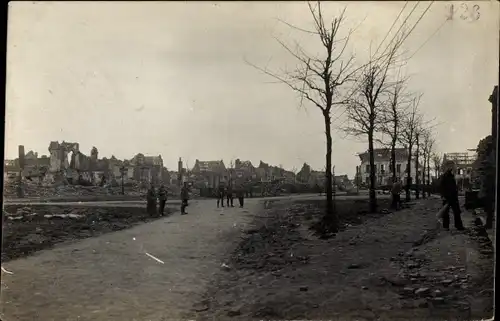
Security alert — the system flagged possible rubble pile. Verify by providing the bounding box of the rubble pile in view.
[381,224,494,316]
[232,206,308,272]
[2,179,150,198]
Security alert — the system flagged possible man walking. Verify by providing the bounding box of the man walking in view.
[158,184,167,216]
[439,161,465,231]
[217,182,225,208]
[236,184,245,208]
[180,182,189,215]
[226,183,234,207]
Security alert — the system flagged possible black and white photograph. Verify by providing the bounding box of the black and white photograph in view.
[1,1,498,320]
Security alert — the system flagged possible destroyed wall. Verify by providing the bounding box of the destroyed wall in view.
[46,141,99,184]
[10,142,173,193]
[48,146,62,172]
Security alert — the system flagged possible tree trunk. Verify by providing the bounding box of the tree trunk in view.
[406,145,413,202]
[324,115,338,231]
[391,115,398,182]
[426,155,431,197]
[391,140,397,183]
[368,129,377,213]
[415,134,420,199]
[421,154,426,199]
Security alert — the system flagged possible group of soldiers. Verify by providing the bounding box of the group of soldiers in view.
[146,182,190,216]
[216,182,245,208]
[145,181,248,216]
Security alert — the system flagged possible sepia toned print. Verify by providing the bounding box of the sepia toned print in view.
[2,1,498,320]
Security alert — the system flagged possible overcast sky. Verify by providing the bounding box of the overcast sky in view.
[5,1,499,177]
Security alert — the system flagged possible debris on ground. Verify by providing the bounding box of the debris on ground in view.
[194,198,494,320]
[2,205,176,262]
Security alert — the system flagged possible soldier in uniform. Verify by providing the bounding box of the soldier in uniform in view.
[226,183,234,207]
[157,184,168,216]
[391,178,402,210]
[146,184,157,216]
[180,182,189,215]
[236,184,245,208]
[217,181,226,208]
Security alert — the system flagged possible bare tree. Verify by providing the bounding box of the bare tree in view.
[246,2,360,232]
[343,33,405,213]
[432,153,442,178]
[426,133,436,197]
[415,130,421,199]
[399,94,423,201]
[378,72,411,183]
[420,129,435,198]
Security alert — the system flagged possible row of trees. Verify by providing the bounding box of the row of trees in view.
[248,2,445,233]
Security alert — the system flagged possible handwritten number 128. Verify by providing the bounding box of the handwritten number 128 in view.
[447,3,480,21]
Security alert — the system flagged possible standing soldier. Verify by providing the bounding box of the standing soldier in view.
[391,178,402,210]
[226,183,234,207]
[157,184,168,216]
[180,182,189,215]
[217,181,226,208]
[146,183,157,216]
[236,184,245,208]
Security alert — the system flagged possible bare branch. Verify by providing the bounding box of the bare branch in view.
[274,18,319,35]
[399,93,424,148]
[244,57,326,112]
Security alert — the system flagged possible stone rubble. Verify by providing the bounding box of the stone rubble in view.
[2,179,154,199]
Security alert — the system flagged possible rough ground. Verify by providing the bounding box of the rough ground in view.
[2,181,144,198]
[0,198,263,321]
[2,205,176,262]
[195,197,494,320]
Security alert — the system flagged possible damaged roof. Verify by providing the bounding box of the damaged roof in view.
[235,159,254,169]
[195,160,226,172]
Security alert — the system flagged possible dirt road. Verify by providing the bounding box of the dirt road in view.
[0,198,266,321]
[2,193,389,207]
[1,194,392,321]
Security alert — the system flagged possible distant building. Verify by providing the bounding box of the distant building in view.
[357,148,421,186]
[191,159,227,188]
[334,174,353,190]
[256,161,285,182]
[234,159,256,182]
[442,152,476,184]
[4,150,51,181]
[129,153,165,184]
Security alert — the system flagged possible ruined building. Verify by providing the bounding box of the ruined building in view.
[47,141,97,183]
[45,141,169,185]
[129,153,165,184]
[191,159,226,188]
